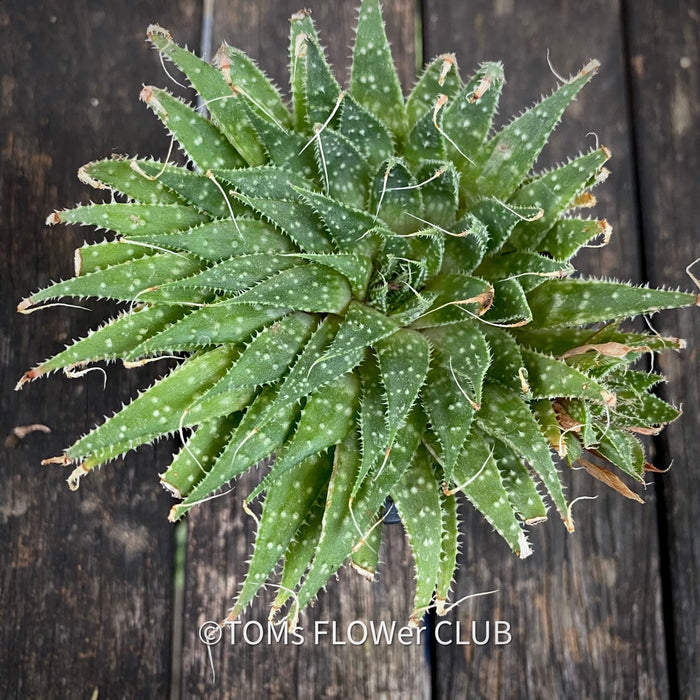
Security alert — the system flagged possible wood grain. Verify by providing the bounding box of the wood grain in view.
[625,2,700,698]
[0,1,200,697]
[424,0,670,697]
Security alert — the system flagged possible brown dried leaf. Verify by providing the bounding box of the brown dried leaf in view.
[560,341,650,359]
[577,457,644,503]
[4,423,51,447]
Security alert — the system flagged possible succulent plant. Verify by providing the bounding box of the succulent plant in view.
[18,0,698,627]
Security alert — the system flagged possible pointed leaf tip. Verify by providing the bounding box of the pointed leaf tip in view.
[351,0,406,139]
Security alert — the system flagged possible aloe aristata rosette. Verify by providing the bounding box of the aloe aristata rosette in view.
[18,0,698,626]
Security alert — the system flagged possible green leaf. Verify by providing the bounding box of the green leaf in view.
[607,368,665,397]
[510,325,601,357]
[480,326,524,392]
[474,61,599,200]
[178,378,252,425]
[388,291,440,327]
[370,158,422,235]
[609,392,680,430]
[125,218,295,262]
[78,158,181,204]
[540,218,611,261]
[288,430,364,620]
[228,263,352,314]
[561,399,597,448]
[273,302,398,409]
[271,494,326,617]
[474,252,572,291]
[404,106,446,166]
[423,232,446,286]
[160,415,239,499]
[339,92,395,167]
[247,373,359,502]
[263,316,341,410]
[22,304,196,382]
[243,102,316,177]
[481,279,532,325]
[561,348,626,381]
[594,427,645,481]
[303,35,342,127]
[294,186,380,256]
[216,43,291,129]
[289,10,320,131]
[507,147,610,250]
[467,198,539,256]
[411,273,493,327]
[391,445,443,624]
[283,253,373,299]
[49,202,208,237]
[292,409,425,621]
[415,161,459,228]
[435,488,459,614]
[376,328,431,442]
[130,303,289,356]
[586,325,685,353]
[350,514,382,579]
[315,128,371,208]
[355,352,389,497]
[70,420,234,493]
[423,323,490,406]
[521,348,613,403]
[139,86,245,170]
[382,230,435,291]
[75,241,153,275]
[66,345,239,466]
[171,386,300,520]
[527,279,697,327]
[213,165,314,201]
[476,384,572,530]
[452,430,530,556]
[407,54,460,128]
[192,312,316,403]
[531,398,566,453]
[440,214,489,274]
[442,61,505,171]
[129,162,245,222]
[491,437,548,524]
[350,0,407,139]
[231,451,333,618]
[234,195,333,253]
[366,407,426,501]
[147,25,265,165]
[24,253,202,306]
[140,254,300,302]
[421,363,475,480]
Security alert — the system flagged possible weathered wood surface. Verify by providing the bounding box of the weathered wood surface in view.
[625,2,700,698]
[1,0,697,698]
[0,1,200,697]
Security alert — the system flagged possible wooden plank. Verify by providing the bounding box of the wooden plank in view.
[0,1,201,697]
[423,0,671,697]
[178,1,431,697]
[625,2,700,697]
